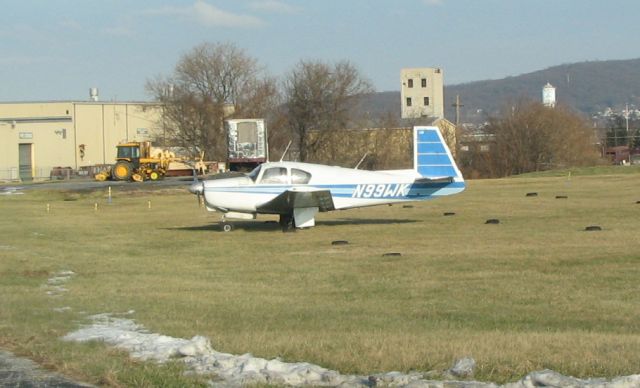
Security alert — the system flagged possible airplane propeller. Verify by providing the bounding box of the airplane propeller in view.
[189,168,204,207]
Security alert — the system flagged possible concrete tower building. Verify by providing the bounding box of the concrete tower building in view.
[400,68,444,119]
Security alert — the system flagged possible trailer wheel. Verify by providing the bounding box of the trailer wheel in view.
[221,223,233,232]
[112,161,133,181]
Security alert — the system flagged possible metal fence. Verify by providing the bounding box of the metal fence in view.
[0,166,78,182]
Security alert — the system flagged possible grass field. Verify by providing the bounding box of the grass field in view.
[1,167,640,386]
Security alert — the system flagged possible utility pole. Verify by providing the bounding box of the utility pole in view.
[452,95,464,126]
[451,95,464,156]
[625,103,631,164]
[625,104,630,137]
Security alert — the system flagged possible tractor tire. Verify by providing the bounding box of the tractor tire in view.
[112,161,133,181]
[149,171,160,181]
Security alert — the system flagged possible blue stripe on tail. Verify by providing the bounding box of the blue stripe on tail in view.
[414,126,461,179]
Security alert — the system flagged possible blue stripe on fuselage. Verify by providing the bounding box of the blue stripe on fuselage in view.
[204,181,465,200]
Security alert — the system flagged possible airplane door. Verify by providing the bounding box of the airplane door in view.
[18,143,33,181]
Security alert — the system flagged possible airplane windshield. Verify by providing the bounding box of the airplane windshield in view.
[247,165,261,182]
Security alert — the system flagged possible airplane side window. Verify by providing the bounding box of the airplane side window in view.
[291,168,311,184]
[260,167,288,184]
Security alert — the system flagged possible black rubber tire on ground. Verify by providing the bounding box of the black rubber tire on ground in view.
[279,214,296,232]
[112,161,133,181]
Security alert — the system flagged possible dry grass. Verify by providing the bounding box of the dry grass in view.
[1,169,640,385]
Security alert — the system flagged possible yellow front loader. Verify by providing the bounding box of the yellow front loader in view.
[95,141,175,182]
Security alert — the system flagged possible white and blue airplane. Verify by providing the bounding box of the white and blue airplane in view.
[189,126,465,231]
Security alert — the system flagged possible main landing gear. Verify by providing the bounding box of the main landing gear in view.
[279,214,296,233]
[218,214,296,233]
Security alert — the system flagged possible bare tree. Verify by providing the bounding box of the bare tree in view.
[482,100,600,176]
[147,42,278,160]
[283,60,373,161]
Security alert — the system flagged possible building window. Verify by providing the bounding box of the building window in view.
[406,97,412,107]
[421,78,427,88]
[423,97,430,106]
[407,79,413,88]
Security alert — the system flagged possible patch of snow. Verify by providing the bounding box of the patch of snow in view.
[0,187,24,195]
[43,270,75,298]
[62,314,640,387]
[45,286,68,296]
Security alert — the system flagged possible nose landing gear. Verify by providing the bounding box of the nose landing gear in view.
[220,215,234,232]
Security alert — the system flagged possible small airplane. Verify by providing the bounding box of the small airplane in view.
[189,126,465,231]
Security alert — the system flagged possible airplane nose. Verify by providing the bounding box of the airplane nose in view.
[189,181,203,195]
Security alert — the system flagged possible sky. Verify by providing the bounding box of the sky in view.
[1,0,639,102]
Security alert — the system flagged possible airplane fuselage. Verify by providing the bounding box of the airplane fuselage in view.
[196,162,464,213]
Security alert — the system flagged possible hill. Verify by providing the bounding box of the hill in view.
[361,58,640,125]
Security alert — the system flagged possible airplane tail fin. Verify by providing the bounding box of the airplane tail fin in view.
[414,126,464,182]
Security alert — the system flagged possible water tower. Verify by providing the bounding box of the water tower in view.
[542,83,556,108]
[89,87,99,102]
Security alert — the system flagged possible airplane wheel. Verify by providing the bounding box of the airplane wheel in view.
[221,223,233,232]
[279,214,296,232]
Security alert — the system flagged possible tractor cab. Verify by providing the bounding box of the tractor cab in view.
[116,142,151,166]
[117,144,141,159]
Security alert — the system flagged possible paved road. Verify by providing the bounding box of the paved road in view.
[0,176,194,193]
[0,350,94,388]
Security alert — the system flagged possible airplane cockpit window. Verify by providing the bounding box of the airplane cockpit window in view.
[291,168,311,184]
[260,167,288,184]
[248,165,261,182]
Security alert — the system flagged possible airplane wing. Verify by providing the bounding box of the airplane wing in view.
[256,188,335,214]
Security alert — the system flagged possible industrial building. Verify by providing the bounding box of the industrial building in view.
[0,97,161,181]
[400,67,444,119]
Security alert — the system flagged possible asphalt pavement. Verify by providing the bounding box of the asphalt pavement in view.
[0,350,94,388]
[0,176,195,193]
